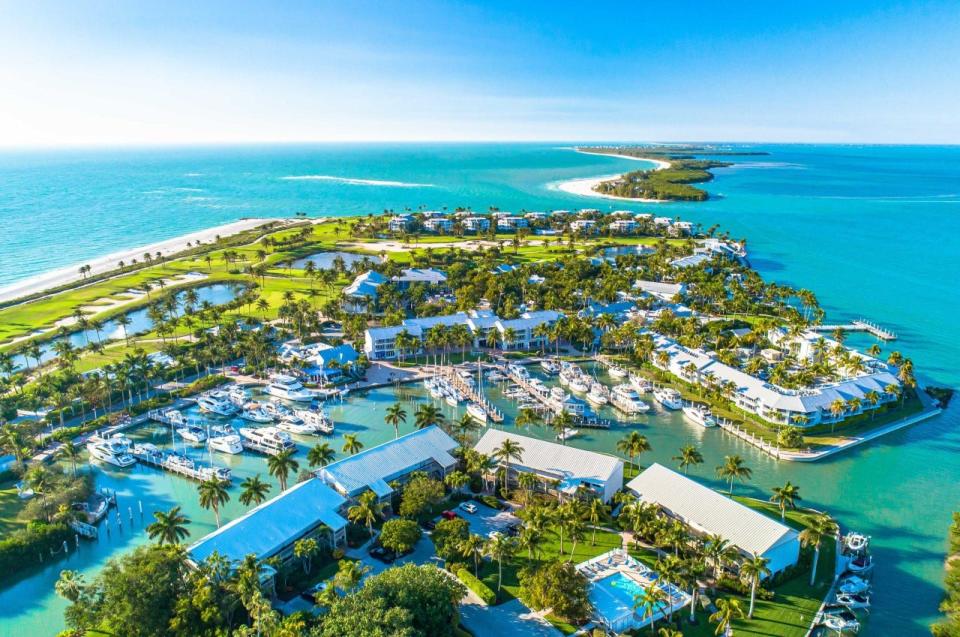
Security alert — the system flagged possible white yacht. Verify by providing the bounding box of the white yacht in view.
[239,426,295,453]
[556,428,579,441]
[486,370,506,382]
[227,386,249,406]
[607,364,628,379]
[585,383,608,406]
[262,400,295,420]
[629,374,653,394]
[610,384,650,414]
[466,402,488,423]
[86,434,136,468]
[445,391,462,407]
[568,377,590,394]
[264,374,315,402]
[177,425,208,443]
[549,387,568,403]
[653,388,683,410]
[197,464,233,482]
[197,393,239,417]
[682,404,716,428]
[294,408,334,434]
[276,416,317,435]
[540,360,560,375]
[238,405,274,423]
[208,425,243,454]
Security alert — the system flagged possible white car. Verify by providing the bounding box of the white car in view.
[459,502,478,514]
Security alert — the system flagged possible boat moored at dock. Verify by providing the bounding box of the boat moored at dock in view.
[86,433,136,468]
[610,384,650,414]
[653,387,683,410]
[264,374,315,402]
[239,426,296,455]
[682,404,716,427]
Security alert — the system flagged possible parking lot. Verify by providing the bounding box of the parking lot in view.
[450,501,521,537]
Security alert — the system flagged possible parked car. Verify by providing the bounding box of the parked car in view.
[459,502,478,514]
[368,546,396,563]
[441,510,458,520]
[421,519,436,531]
[300,580,329,604]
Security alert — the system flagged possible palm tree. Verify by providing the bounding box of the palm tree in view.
[587,497,608,546]
[267,448,300,491]
[617,431,652,472]
[633,582,668,635]
[484,533,518,597]
[740,553,771,618]
[551,410,574,445]
[709,597,745,636]
[347,490,382,537]
[799,513,838,586]
[769,482,802,520]
[459,533,486,576]
[492,438,524,492]
[293,537,319,574]
[307,442,336,468]
[58,441,81,477]
[672,444,704,475]
[715,455,752,494]
[197,478,231,528]
[146,506,191,545]
[385,402,407,438]
[415,403,444,430]
[239,474,272,507]
[341,433,364,455]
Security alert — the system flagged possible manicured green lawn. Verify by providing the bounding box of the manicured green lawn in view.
[0,481,28,535]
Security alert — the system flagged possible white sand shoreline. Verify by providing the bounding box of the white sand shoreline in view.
[0,218,277,304]
[553,150,672,202]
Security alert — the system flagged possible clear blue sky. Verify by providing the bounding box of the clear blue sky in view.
[1,0,958,146]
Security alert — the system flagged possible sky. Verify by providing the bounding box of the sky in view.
[1,0,959,146]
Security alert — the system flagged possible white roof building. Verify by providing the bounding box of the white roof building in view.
[627,464,799,575]
[474,430,623,502]
[634,279,686,301]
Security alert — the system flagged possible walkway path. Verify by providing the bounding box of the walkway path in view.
[460,598,562,637]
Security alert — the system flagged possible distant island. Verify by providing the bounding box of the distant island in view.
[576,145,770,201]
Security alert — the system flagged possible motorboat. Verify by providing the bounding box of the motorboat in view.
[264,374,315,402]
[568,377,590,394]
[239,405,274,423]
[208,425,243,454]
[682,404,717,428]
[227,386,249,406]
[239,426,295,453]
[466,402,488,423]
[653,388,683,410]
[486,370,506,382]
[197,465,233,482]
[550,387,568,402]
[607,364,628,379]
[294,408,334,434]
[507,364,529,379]
[165,452,196,474]
[845,553,873,574]
[197,393,239,417]
[629,374,653,394]
[821,609,860,634]
[838,575,871,595]
[158,408,187,426]
[585,383,608,406]
[176,425,207,443]
[86,434,136,468]
[445,391,462,407]
[556,428,579,441]
[262,400,295,420]
[429,383,445,400]
[610,384,650,414]
[843,532,870,554]
[834,592,870,610]
[276,416,319,435]
[540,360,561,375]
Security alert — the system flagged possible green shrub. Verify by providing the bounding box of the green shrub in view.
[457,568,496,605]
[478,495,502,510]
[777,425,805,449]
[717,575,773,600]
[0,522,71,583]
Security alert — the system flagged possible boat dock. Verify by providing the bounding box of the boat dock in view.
[506,369,611,429]
[812,319,897,340]
[132,446,231,482]
[240,439,287,456]
[437,367,504,423]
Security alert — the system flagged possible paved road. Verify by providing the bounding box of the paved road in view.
[460,598,563,637]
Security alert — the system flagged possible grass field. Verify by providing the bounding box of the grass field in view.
[0,481,28,535]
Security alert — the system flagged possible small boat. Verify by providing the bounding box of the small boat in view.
[556,428,579,441]
[682,404,717,428]
[486,370,506,382]
[821,609,860,634]
[239,426,295,453]
[197,393,239,417]
[466,402,488,423]
[177,425,207,443]
[86,434,136,468]
[276,417,320,435]
[429,384,445,400]
[208,425,243,454]
[540,360,561,375]
[294,408,334,434]
[239,406,274,423]
[197,465,233,482]
[835,592,870,610]
[550,387,568,402]
[607,364,628,379]
[843,532,870,553]
[263,374,315,402]
[629,374,653,394]
[227,386,249,406]
[610,384,650,414]
[569,378,590,394]
[838,575,871,595]
[445,391,461,407]
[586,383,608,406]
[845,554,873,573]
[653,388,683,410]
[262,401,295,420]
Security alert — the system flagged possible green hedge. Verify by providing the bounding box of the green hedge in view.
[457,568,496,605]
[173,374,228,397]
[0,521,71,584]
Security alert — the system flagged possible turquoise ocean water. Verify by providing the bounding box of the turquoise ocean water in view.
[0,143,958,635]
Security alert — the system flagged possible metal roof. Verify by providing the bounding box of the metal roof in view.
[319,425,458,497]
[473,429,622,485]
[188,478,347,565]
[626,464,798,557]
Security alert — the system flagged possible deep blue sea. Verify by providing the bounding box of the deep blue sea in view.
[0,143,958,635]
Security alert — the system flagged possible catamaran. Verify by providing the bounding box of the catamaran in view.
[86,433,136,468]
[653,388,683,410]
[682,404,716,427]
[264,374,315,402]
[610,384,650,414]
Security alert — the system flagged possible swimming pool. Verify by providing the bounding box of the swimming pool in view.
[589,571,669,631]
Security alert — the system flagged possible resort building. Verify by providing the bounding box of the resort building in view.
[318,426,459,503]
[609,219,637,234]
[524,211,547,221]
[634,213,653,222]
[188,478,348,567]
[391,267,447,290]
[654,216,673,228]
[342,268,447,313]
[670,220,695,236]
[278,340,360,383]
[648,330,901,426]
[462,216,491,232]
[579,300,637,321]
[633,279,686,301]
[627,464,800,575]
[388,215,414,233]
[496,216,529,230]
[493,309,562,350]
[550,209,570,218]
[423,217,454,233]
[473,429,624,503]
[670,253,711,269]
[569,219,597,233]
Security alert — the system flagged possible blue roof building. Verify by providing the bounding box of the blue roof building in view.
[318,426,458,502]
[188,478,348,567]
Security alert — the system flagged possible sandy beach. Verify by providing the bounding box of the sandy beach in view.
[0,218,276,304]
[553,150,671,202]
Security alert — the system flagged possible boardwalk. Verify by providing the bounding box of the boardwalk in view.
[812,318,897,340]
[435,366,504,422]
[506,369,611,429]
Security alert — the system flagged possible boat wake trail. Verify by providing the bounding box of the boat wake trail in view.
[280,175,434,188]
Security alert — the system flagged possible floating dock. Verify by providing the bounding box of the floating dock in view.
[813,318,897,340]
[436,367,504,423]
[132,445,232,483]
[506,369,611,429]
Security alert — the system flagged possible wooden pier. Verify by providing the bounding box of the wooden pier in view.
[506,369,611,429]
[812,318,897,340]
[437,367,504,423]
[132,446,232,483]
